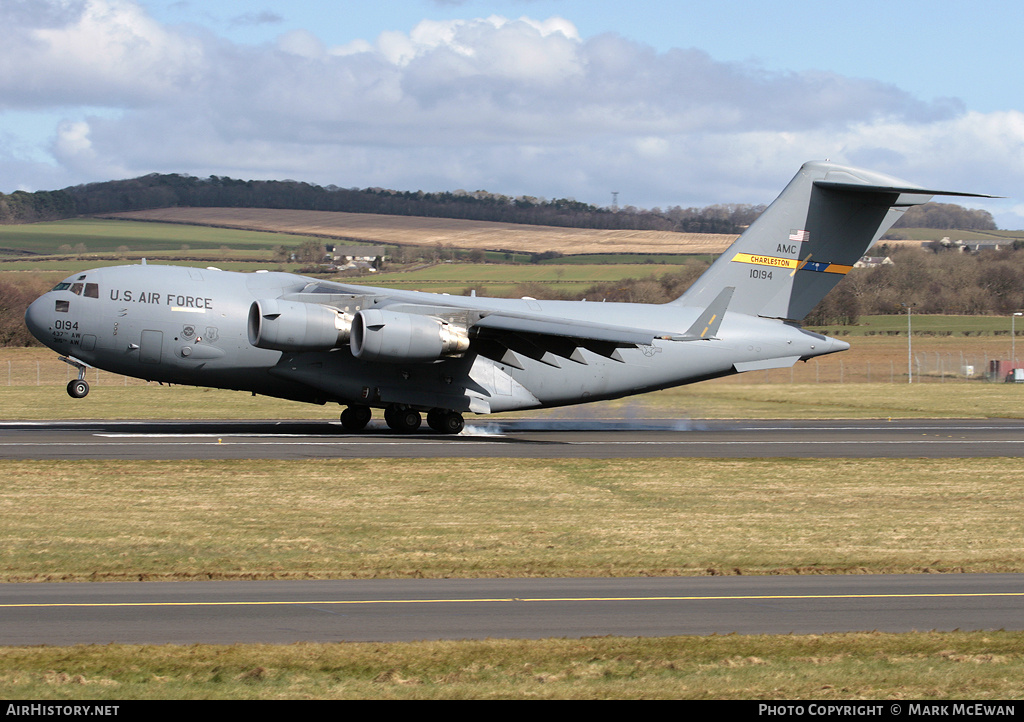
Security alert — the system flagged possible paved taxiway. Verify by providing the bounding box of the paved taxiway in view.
[3,574,1023,645]
[2,417,1024,459]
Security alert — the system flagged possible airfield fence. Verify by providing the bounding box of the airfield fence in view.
[4,359,151,388]
[4,349,1023,388]
[718,350,1023,385]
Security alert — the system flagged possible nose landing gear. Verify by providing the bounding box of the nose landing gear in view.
[60,356,91,398]
[67,379,90,398]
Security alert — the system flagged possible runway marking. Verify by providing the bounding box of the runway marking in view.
[4,440,1024,447]
[5,590,1024,609]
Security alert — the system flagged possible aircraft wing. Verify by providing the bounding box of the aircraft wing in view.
[471,286,734,344]
[292,280,734,343]
[470,311,666,345]
[276,279,728,369]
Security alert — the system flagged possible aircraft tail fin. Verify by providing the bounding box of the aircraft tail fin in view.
[672,161,995,321]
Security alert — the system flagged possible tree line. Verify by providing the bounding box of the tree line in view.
[805,244,1024,324]
[890,202,997,231]
[54,173,767,233]
[2,173,1000,237]
[0,190,76,224]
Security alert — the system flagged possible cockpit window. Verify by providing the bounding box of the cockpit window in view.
[70,283,83,295]
[52,282,71,291]
[84,283,99,298]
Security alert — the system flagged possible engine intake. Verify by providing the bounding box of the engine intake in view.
[350,309,469,362]
[248,299,352,351]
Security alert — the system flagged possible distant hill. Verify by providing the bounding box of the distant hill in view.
[58,173,761,235]
[1,173,1002,237]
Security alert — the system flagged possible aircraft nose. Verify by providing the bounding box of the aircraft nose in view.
[24,295,52,343]
[830,337,851,353]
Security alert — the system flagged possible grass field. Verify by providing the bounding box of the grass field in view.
[0,219,717,294]
[4,455,1024,698]
[5,216,1024,700]
[4,457,1023,582]
[0,218,315,255]
[6,377,1024,420]
[367,260,697,295]
[4,631,1023,699]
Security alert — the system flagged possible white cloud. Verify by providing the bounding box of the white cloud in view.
[54,120,93,157]
[0,0,1020,225]
[277,29,327,59]
[0,0,203,109]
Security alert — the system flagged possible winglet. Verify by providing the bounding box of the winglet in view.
[676,286,734,340]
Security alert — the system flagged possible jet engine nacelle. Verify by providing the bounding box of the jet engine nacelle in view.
[350,308,469,362]
[248,299,352,351]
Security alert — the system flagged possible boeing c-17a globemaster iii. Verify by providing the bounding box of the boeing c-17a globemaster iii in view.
[24,161,992,434]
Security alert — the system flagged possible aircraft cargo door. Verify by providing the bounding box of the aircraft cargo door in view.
[140,330,163,364]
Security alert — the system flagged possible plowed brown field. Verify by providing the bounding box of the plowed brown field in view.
[100,207,738,255]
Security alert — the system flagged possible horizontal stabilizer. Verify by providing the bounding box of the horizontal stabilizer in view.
[814,179,999,202]
[733,356,801,373]
[677,286,734,340]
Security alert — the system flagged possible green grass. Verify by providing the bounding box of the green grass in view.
[3,632,1023,699]
[4,380,1024,421]
[537,253,711,265]
[885,228,1024,242]
[371,262,683,283]
[0,218,320,255]
[810,314,1023,336]
[367,261,696,295]
[4,456,1024,699]
[2,382,1022,420]
[0,220,706,295]
[3,457,1023,581]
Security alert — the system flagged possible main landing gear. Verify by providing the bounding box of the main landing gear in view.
[426,408,465,434]
[339,405,372,431]
[338,405,464,434]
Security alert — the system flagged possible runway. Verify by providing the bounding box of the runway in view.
[3,417,1022,646]
[2,417,1024,459]
[3,574,1023,646]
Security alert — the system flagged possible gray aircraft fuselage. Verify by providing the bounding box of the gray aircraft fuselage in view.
[25,161,989,432]
[24,263,845,414]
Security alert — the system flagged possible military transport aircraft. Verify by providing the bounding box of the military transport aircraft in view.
[24,161,992,433]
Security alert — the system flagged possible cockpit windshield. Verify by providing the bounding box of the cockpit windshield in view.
[51,276,99,298]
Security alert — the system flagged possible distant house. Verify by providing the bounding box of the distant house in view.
[328,245,386,271]
[854,256,894,268]
[925,237,1005,253]
[963,241,1005,253]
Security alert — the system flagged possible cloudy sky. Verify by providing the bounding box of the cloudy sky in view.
[3,0,1023,226]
